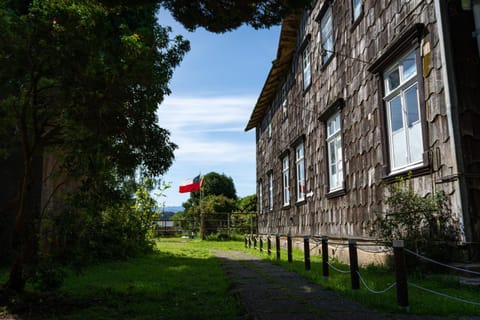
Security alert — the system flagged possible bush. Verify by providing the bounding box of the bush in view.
[372,174,460,265]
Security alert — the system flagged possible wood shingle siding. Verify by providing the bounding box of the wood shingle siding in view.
[247,0,480,248]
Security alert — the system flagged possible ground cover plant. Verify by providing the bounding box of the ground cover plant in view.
[242,241,480,317]
[0,239,244,319]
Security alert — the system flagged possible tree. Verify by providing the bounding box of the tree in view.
[181,172,238,237]
[0,0,189,292]
[100,0,312,32]
[237,194,257,213]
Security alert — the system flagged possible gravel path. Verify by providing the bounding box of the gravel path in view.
[213,250,479,320]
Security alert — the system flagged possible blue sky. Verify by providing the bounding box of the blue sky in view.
[155,9,280,207]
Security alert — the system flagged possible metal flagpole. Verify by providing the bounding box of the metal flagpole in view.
[200,175,205,240]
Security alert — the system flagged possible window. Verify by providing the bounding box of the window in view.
[351,0,362,23]
[326,112,344,192]
[302,42,311,89]
[258,180,263,214]
[268,172,273,211]
[383,50,423,172]
[295,143,306,202]
[282,98,288,120]
[282,155,290,206]
[319,4,333,64]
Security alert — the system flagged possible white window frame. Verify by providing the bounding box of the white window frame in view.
[320,5,333,64]
[268,172,273,211]
[302,42,311,89]
[295,143,306,202]
[326,112,344,192]
[282,98,288,120]
[282,155,290,206]
[383,50,423,173]
[258,180,263,214]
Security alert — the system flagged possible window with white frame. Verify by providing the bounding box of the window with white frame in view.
[268,172,273,210]
[383,50,423,172]
[258,180,263,214]
[351,0,362,22]
[282,155,290,206]
[302,42,311,89]
[295,143,306,202]
[282,98,288,120]
[326,112,344,192]
[319,4,333,64]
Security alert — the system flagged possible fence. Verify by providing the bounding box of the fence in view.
[156,212,257,237]
[245,234,480,311]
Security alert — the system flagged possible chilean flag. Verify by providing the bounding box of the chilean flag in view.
[179,175,203,193]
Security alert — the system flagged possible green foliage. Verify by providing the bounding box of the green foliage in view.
[237,194,257,213]
[159,0,312,32]
[0,0,189,291]
[372,175,460,260]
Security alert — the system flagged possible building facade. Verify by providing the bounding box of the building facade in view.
[246,0,480,250]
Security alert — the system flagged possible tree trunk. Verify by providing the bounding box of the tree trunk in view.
[5,157,34,293]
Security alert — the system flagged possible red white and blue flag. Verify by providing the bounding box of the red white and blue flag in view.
[179,175,203,193]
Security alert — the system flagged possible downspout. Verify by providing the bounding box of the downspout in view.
[433,0,471,242]
[473,0,480,57]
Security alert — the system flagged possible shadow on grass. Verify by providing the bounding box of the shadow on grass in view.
[0,245,244,320]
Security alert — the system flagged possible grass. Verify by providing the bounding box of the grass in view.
[1,238,245,320]
[2,238,480,318]
[241,242,480,317]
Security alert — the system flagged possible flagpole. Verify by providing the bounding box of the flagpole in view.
[200,175,205,240]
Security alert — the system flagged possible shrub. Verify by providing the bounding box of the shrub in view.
[372,174,460,264]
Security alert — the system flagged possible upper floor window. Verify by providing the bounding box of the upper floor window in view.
[383,50,423,172]
[302,42,311,89]
[282,155,290,206]
[319,4,333,64]
[282,98,288,120]
[295,143,306,202]
[326,112,344,192]
[351,0,362,23]
[268,172,273,211]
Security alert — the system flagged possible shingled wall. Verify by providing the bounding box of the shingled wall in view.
[255,0,466,240]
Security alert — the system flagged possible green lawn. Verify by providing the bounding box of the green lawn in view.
[242,243,480,317]
[2,239,480,319]
[1,239,245,320]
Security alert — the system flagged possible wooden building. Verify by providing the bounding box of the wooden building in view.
[246,0,480,252]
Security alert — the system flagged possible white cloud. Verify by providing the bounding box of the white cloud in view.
[156,94,258,206]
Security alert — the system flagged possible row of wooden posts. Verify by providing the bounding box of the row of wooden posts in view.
[245,235,409,310]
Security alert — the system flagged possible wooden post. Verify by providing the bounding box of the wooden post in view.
[254,236,257,249]
[267,236,271,255]
[248,236,251,248]
[260,237,263,252]
[244,236,247,248]
[322,236,329,278]
[287,234,293,263]
[276,234,281,260]
[304,236,311,271]
[349,239,359,290]
[393,240,409,310]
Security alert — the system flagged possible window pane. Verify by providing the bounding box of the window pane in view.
[408,122,423,163]
[387,69,400,91]
[402,51,416,80]
[405,84,419,127]
[389,96,403,132]
[392,129,407,168]
[352,0,362,20]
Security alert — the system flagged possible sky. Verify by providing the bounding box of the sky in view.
[155,9,281,207]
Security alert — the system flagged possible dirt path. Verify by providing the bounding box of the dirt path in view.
[214,250,478,320]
